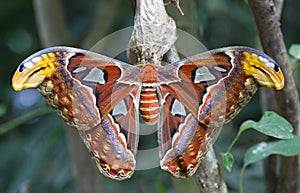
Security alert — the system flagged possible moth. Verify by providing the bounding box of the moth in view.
[12,46,284,180]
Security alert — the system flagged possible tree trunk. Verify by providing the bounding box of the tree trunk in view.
[249,0,300,192]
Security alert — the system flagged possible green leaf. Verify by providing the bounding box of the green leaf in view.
[289,44,300,59]
[221,152,234,172]
[239,111,294,139]
[290,57,300,71]
[240,136,300,193]
[289,44,300,71]
[243,136,300,167]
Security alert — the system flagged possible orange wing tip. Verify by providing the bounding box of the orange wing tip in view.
[12,53,59,91]
[241,52,285,90]
[273,80,285,90]
[12,71,22,91]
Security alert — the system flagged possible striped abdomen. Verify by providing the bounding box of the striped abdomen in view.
[139,83,160,125]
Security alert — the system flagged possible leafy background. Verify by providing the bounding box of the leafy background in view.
[0,0,299,193]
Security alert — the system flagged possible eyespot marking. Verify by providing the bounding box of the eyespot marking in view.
[213,66,228,73]
[83,67,106,84]
[112,99,128,116]
[73,66,88,73]
[194,67,216,83]
[171,99,186,116]
[19,60,35,72]
[18,63,26,72]
[273,64,280,72]
[258,55,275,69]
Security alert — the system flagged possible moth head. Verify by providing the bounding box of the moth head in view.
[241,51,284,90]
[12,52,59,91]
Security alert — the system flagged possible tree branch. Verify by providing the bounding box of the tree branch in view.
[81,0,121,49]
[195,147,228,193]
[127,0,177,65]
[259,1,283,192]
[33,0,70,46]
[249,0,300,192]
[165,0,199,38]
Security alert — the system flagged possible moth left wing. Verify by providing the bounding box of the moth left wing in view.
[66,51,141,180]
[12,46,141,180]
[12,46,141,130]
[80,93,140,180]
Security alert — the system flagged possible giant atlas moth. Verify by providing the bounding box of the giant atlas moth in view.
[12,46,284,180]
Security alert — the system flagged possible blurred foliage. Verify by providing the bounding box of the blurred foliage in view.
[0,0,299,193]
[289,44,300,71]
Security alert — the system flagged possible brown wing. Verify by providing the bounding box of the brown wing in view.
[157,46,284,177]
[80,93,139,180]
[157,93,212,177]
[12,46,141,180]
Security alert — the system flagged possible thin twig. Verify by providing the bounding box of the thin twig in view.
[196,147,228,193]
[165,0,184,15]
[166,0,199,38]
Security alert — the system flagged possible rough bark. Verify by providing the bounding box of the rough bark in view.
[127,0,177,65]
[196,148,228,193]
[249,0,300,192]
[260,1,283,192]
